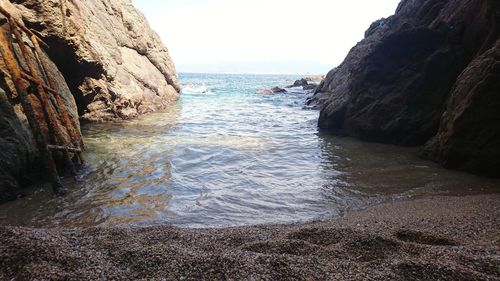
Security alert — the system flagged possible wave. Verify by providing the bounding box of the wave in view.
[182,84,209,94]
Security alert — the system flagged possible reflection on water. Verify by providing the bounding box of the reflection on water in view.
[0,73,499,228]
[317,136,500,215]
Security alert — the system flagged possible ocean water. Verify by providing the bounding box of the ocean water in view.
[0,73,499,228]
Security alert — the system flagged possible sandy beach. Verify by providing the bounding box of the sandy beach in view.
[1,194,499,280]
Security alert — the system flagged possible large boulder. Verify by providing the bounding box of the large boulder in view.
[306,0,500,175]
[12,0,180,121]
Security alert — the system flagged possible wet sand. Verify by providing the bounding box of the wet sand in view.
[1,194,499,280]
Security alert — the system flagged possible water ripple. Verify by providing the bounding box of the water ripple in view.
[0,73,499,228]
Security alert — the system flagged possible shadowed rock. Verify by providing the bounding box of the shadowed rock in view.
[287,78,309,88]
[306,0,500,176]
[286,78,319,91]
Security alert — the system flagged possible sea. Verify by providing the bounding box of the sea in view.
[0,73,498,228]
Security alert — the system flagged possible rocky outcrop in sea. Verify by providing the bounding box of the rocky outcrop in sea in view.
[257,86,287,94]
[306,0,500,176]
[0,0,179,200]
[257,78,322,95]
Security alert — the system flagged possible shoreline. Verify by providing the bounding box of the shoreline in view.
[1,193,499,280]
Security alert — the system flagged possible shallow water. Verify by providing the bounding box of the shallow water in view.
[1,73,499,228]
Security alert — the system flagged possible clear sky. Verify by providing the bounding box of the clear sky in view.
[131,0,401,74]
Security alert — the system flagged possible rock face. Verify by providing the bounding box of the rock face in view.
[12,0,180,122]
[0,0,81,200]
[307,0,500,176]
[0,88,35,201]
[0,0,180,200]
[422,40,500,175]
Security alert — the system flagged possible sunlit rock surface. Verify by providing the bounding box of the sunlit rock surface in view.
[12,0,180,121]
[0,0,180,200]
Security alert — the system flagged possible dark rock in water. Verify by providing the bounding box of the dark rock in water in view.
[257,87,287,94]
[287,78,309,88]
[307,0,500,176]
[286,78,318,92]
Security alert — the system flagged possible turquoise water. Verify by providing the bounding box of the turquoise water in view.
[0,73,499,228]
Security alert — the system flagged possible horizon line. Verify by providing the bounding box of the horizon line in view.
[178,71,327,76]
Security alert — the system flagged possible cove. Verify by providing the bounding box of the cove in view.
[1,73,498,228]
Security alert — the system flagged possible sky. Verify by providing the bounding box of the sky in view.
[131,0,401,74]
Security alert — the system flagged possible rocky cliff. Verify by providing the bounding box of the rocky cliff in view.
[0,0,179,201]
[12,0,180,122]
[307,0,500,176]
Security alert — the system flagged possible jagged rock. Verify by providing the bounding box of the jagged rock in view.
[287,78,309,88]
[0,0,180,200]
[286,78,318,92]
[12,0,180,122]
[306,0,500,176]
[0,0,81,200]
[257,87,287,94]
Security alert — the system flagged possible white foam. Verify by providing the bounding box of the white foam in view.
[182,84,209,94]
